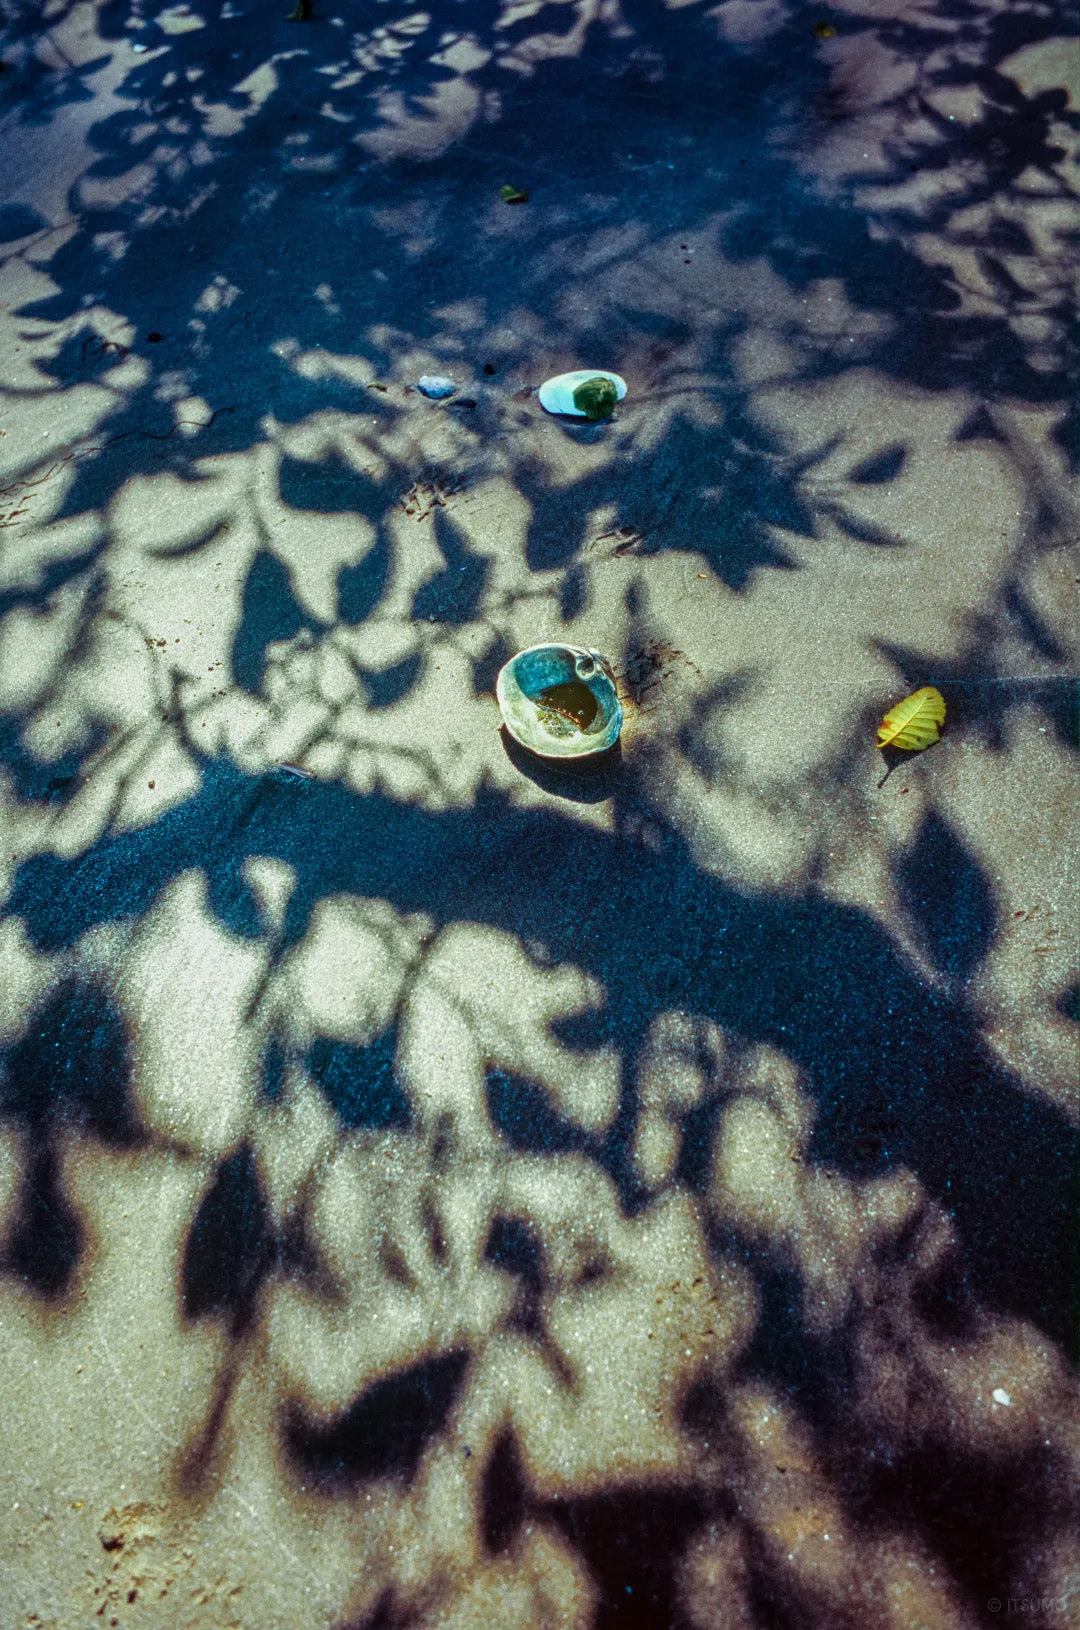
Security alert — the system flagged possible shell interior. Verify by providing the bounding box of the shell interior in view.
[496,645,622,759]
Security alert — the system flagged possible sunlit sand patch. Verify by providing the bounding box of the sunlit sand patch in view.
[654,749,825,888]
[282,894,431,1049]
[357,76,483,163]
[253,1068,342,1230]
[0,1126,20,1237]
[934,729,1078,1117]
[417,924,620,1134]
[120,872,264,1156]
[240,857,297,936]
[268,1146,511,1417]
[0,914,62,1061]
[0,566,95,716]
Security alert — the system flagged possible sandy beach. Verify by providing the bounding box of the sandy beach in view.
[0,1,1076,1625]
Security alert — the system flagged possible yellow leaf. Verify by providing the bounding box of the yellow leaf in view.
[875,686,946,751]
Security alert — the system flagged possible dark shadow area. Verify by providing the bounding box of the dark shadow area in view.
[37,324,131,386]
[0,720,94,808]
[546,1486,711,1630]
[0,1,110,126]
[730,1248,844,1425]
[847,1442,1077,1626]
[481,1428,528,1557]
[674,673,757,785]
[472,635,515,699]
[894,810,998,983]
[0,975,138,1139]
[260,1032,289,1104]
[279,451,383,518]
[231,548,323,694]
[275,1197,341,1305]
[674,1090,730,1196]
[680,1231,1073,1630]
[0,975,142,1298]
[307,1027,412,1132]
[911,1236,980,1342]
[0,202,49,241]
[847,444,908,486]
[1003,579,1070,665]
[411,511,489,626]
[337,531,393,628]
[499,729,623,802]
[559,561,589,623]
[181,1143,275,1338]
[1056,983,1079,1024]
[362,652,424,711]
[174,1344,245,1500]
[0,545,105,624]
[335,1588,419,1630]
[487,1055,645,1217]
[1,1144,82,1299]
[484,1213,544,1340]
[485,1069,590,1160]
[282,1350,469,1493]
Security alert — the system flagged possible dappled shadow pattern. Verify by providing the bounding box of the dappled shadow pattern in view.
[0,0,1072,628]
[284,1352,470,1494]
[0,0,1076,1624]
[1,775,1075,1616]
[6,762,1074,1349]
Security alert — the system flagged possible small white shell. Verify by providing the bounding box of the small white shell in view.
[497,644,622,760]
[418,375,457,399]
[538,370,627,418]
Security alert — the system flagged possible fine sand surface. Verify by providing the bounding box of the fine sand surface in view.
[0,1,1076,1626]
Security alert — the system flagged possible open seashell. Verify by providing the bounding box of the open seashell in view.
[537,370,627,419]
[497,644,622,760]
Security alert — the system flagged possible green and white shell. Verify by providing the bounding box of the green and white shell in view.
[537,370,627,419]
